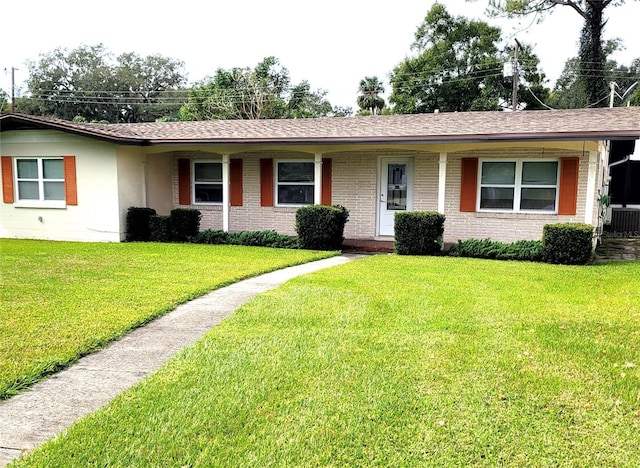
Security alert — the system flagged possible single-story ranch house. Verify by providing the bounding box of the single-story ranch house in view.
[1,108,639,247]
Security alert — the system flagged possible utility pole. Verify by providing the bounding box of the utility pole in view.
[511,39,521,112]
[609,81,616,108]
[11,67,17,113]
[609,81,638,108]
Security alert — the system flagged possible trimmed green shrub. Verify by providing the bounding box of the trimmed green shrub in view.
[169,208,202,242]
[232,230,299,249]
[125,207,157,242]
[542,223,594,265]
[295,205,349,250]
[394,211,445,255]
[448,238,543,262]
[194,229,299,249]
[149,215,171,242]
[194,230,231,245]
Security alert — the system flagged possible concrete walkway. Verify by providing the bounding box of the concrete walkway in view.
[0,254,360,467]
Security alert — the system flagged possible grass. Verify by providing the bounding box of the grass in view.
[0,239,334,400]
[8,255,640,466]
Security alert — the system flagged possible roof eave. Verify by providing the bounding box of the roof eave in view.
[1,114,145,145]
[145,131,640,147]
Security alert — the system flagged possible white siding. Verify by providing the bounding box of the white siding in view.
[1,130,121,242]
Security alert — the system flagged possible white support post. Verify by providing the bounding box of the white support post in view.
[314,153,323,205]
[438,153,447,214]
[584,150,598,225]
[222,154,230,232]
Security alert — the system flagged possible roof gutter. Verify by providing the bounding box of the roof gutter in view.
[145,131,640,147]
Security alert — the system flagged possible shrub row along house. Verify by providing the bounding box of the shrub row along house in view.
[1,108,639,248]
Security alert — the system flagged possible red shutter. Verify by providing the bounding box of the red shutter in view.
[321,158,332,205]
[1,156,14,204]
[260,158,274,207]
[558,157,579,215]
[230,159,243,206]
[460,158,478,212]
[178,159,191,205]
[63,155,78,205]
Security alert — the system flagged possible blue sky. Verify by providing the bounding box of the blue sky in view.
[2,0,639,110]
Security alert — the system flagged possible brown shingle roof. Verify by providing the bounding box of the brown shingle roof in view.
[2,107,639,146]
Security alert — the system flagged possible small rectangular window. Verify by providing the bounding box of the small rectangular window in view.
[194,162,222,203]
[480,161,516,210]
[276,161,314,205]
[15,157,65,202]
[519,161,558,211]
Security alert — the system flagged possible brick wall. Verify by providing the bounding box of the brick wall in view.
[170,146,596,244]
[443,148,588,244]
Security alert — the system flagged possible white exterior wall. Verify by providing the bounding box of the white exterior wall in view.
[1,130,121,242]
[116,147,146,240]
[146,152,174,216]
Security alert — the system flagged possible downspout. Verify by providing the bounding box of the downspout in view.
[609,155,630,169]
[609,155,631,208]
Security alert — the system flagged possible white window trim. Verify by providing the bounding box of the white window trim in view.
[478,158,560,214]
[14,157,66,209]
[192,160,223,205]
[275,159,315,207]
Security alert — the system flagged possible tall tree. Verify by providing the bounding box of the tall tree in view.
[357,76,385,115]
[179,57,290,120]
[548,57,587,108]
[0,89,8,113]
[19,44,187,122]
[287,81,334,118]
[548,39,640,108]
[114,52,188,122]
[389,4,546,113]
[179,57,343,120]
[481,0,637,107]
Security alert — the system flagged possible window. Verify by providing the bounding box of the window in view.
[276,161,314,205]
[15,157,65,202]
[479,160,559,212]
[193,162,222,203]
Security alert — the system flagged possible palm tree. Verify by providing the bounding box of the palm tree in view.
[357,76,385,115]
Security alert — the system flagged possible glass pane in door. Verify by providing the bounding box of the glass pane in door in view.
[387,163,407,210]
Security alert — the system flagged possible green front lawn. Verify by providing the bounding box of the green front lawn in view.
[12,255,640,466]
[0,239,334,399]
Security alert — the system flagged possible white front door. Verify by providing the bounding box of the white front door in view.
[378,158,413,236]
